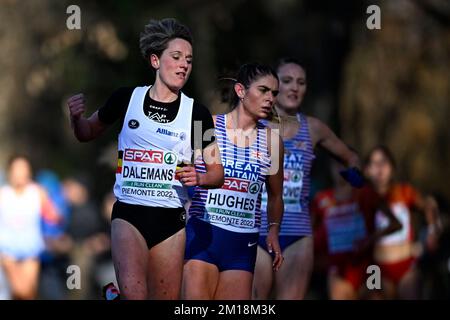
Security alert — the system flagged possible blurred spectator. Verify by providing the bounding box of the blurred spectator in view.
[0,155,59,299]
[35,170,73,300]
[415,194,450,299]
[93,192,116,291]
[62,176,110,299]
[312,161,400,300]
[0,262,10,299]
[363,145,442,299]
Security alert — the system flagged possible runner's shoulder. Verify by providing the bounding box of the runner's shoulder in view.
[306,115,325,131]
[192,101,212,116]
[98,87,135,124]
[110,86,135,99]
[191,102,214,127]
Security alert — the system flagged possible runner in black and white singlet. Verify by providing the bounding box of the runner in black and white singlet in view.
[66,18,224,300]
[183,63,284,300]
[253,58,364,300]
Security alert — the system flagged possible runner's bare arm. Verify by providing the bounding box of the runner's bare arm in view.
[265,133,284,270]
[266,133,284,227]
[39,187,61,224]
[197,141,224,188]
[411,191,442,249]
[412,191,441,230]
[67,94,108,142]
[308,116,360,168]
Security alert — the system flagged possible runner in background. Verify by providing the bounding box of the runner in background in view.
[312,160,401,299]
[0,155,59,299]
[253,58,364,299]
[363,145,441,299]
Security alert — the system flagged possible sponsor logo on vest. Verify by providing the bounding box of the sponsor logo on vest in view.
[249,182,261,194]
[128,119,140,129]
[180,211,186,222]
[164,152,176,165]
[223,178,250,193]
[179,132,186,141]
[124,149,163,163]
[156,128,179,138]
[148,112,169,123]
[284,169,303,182]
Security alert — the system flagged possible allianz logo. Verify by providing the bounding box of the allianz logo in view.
[155,128,187,141]
[156,128,179,137]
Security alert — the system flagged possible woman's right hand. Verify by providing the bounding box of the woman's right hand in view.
[67,93,86,122]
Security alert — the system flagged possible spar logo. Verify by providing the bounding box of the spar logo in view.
[124,149,163,163]
[284,170,302,182]
[249,182,261,194]
[164,152,176,165]
[291,172,302,183]
[223,178,250,193]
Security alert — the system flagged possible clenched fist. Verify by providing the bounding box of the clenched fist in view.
[67,93,86,122]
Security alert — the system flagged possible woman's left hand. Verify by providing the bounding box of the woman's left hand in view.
[266,226,284,271]
[176,166,200,187]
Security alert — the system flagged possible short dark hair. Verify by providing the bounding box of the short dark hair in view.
[139,18,193,64]
[230,63,279,108]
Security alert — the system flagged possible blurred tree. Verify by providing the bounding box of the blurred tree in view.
[0,0,448,206]
[340,0,450,201]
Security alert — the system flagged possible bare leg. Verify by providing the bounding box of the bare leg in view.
[252,246,273,299]
[274,236,313,299]
[328,269,357,300]
[111,219,149,300]
[380,278,396,299]
[215,270,254,300]
[1,256,40,299]
[182,259,219,299]
[147,228,185,299]
[398,266,420,300]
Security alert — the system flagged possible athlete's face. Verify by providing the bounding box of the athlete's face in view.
[365,150,394,188]
[152,38,193,91]
[238,75,279,120]
[276,63,307,111]
[8,158,32,188]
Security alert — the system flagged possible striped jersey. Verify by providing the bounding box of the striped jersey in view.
[189,113,271,233]
[260,113,315,236]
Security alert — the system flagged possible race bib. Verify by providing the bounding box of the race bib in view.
[204,177,262,229]
[119,148,179,201]
[325,206,367,254]
[283,168,303,213]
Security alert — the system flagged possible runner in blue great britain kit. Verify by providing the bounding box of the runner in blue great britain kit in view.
[253,58,364,300]
[183,63,284,300]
